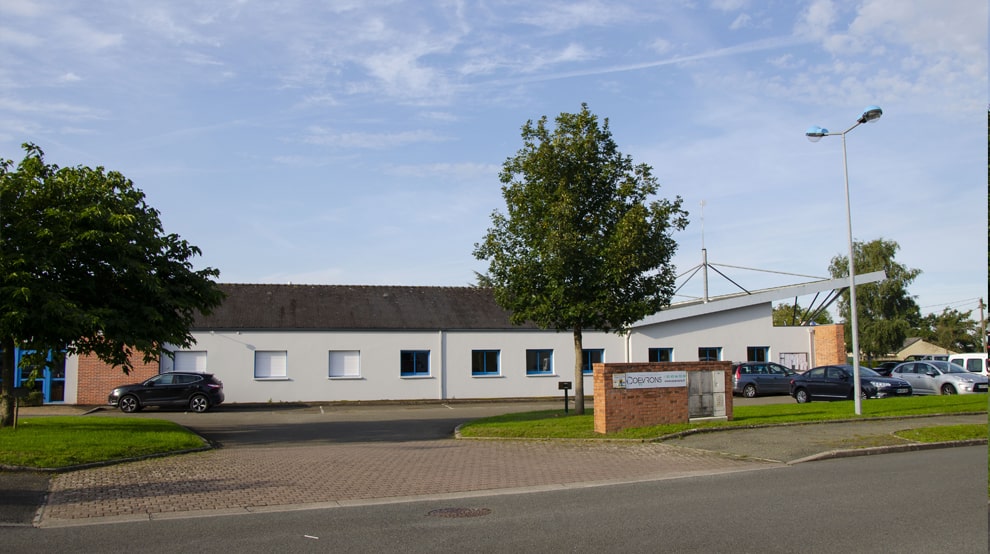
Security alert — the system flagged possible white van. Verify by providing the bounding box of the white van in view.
[947,353,989,377]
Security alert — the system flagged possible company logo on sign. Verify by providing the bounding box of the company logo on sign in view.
[615,371,688,389]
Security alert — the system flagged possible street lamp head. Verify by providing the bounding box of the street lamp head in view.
[858,105,882,124]
[805,126,828,142]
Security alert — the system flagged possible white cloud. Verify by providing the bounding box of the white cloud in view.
[729,14,752,30]
[303,127,448,149]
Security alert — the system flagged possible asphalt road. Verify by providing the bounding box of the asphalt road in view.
[1,446,986,553]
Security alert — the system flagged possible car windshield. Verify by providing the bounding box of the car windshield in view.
[929,361,968,374]
[856,367,881,377]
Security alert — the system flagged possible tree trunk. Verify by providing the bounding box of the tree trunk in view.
[572,328,584,414]
[0,337,17,428]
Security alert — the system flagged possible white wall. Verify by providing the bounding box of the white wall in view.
[631,304,812,369]
[145,302,814,404]
[164,328,628,403]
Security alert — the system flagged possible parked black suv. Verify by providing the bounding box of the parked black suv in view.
[108,372,224,413]
[732,362,796,398]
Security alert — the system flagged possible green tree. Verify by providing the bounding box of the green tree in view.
[918,308,980,353]
[772,302,833,326]
[0,144,224,427]
[828,238,921,363]
[474,104,688,414]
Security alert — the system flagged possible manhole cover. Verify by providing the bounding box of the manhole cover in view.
[426,507,492,518]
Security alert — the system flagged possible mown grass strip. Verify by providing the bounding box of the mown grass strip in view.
[457,395,989,440]
[0,416,207,468]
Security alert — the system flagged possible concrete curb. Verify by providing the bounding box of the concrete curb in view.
[787,438,988,464]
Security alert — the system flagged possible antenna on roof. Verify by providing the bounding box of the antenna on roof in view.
[701,201,708,303]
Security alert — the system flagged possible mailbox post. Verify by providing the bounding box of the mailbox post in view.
[558,381,572,414]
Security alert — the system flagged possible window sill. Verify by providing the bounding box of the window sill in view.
[471,374,503,378]
[526,373,557,377]
[328,376,363,380]
[400,375,433,379]
[254,377,290,381]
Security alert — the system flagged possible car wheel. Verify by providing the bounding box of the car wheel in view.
[119,395,140,413]
[189,394,210,413]
[795,389,810,403]
[940,384,957,395]
[742,384,757,398]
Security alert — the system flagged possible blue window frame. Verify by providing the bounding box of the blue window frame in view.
[649,348,673,362]
[698,347,721,361]
[472,350,500,375]
[582,349,604,374]
[747,347,769,362]
[400,350,430,376]
[526,349,553,375]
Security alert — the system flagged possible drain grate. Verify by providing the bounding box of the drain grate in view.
[426,507,492,518]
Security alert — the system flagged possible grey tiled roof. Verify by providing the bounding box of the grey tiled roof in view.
[194,284,540,331]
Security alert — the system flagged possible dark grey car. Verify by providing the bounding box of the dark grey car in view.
[108,372,225,413]
[732,362,796,398]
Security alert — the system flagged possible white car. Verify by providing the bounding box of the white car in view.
[890,361,989,395]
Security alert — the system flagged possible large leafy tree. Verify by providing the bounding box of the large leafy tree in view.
[0,144,224,427]
[828,238,921,363]
[474,104,688,414]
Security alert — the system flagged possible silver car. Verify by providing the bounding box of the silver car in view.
[890,361,989,395]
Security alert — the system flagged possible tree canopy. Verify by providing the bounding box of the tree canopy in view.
[828,238,921,362]
[772,302,834,326]
[474,104,688,413]
[0,144,224,426]
[917,307,982,353]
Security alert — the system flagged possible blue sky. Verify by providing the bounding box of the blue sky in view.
[1,0,986,320]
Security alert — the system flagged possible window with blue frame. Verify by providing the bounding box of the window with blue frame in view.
[526,349,553,375]
[472,350,500,376]
[649,348,673,362]
[582,349,604,374]
[400,350,430,376]
[698,347,721,361]
[747,346,769,362]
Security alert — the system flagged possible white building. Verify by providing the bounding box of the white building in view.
[142,272,882,404]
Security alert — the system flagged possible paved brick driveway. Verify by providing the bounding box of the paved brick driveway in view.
[38,403,776,527]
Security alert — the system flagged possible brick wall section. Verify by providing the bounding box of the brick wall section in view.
[76,352,159,406]
[593,362,734,434]
[814,324,847,366]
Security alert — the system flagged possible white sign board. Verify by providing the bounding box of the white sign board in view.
[613,371,688,389]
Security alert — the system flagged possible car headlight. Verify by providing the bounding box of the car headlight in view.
[870,381,891,389]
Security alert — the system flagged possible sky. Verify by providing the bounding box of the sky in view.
[0,0,986,321]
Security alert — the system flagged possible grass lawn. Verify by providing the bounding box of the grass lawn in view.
[0,416,207,469]
[458,394,989,440]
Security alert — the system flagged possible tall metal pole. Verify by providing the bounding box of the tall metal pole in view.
[840,131,863,415]
[806,106,881,417]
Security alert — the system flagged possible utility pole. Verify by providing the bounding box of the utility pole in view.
[980,298,987,353]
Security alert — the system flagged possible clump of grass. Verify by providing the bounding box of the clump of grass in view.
[0,416,206,468]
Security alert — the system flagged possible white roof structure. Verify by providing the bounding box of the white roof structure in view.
[633,270,887,326]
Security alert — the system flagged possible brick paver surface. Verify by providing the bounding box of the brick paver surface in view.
[41,439,773,525]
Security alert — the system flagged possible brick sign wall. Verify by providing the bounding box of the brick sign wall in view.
[593,362,734,434]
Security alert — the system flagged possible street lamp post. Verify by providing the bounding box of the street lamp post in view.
[806,105,882,416]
